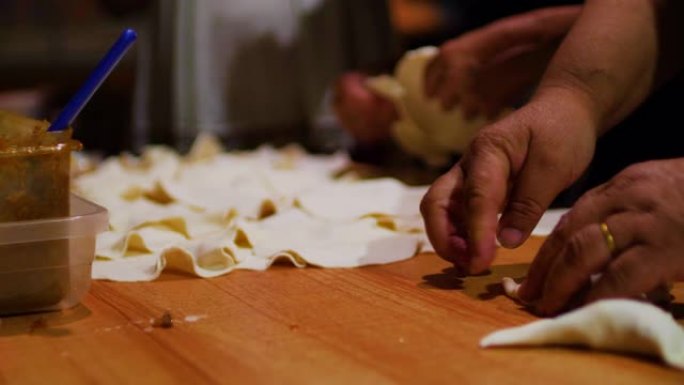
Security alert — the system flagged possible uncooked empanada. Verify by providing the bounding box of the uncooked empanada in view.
[481,299,684,370]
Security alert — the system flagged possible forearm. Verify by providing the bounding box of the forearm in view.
[536,0,684,135]
[459,5,581,59]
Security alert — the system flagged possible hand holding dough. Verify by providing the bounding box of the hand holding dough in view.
[367,47,505,167]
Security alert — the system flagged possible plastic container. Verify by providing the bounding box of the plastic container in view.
[0,194,108,315]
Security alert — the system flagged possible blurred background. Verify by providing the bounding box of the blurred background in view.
[0,0,572,157]
[0,0,393,156]
[0,0,145,155]
[4,0,682,207]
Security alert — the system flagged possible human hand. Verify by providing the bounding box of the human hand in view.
[420,89,597,273]
[519,158,684,315]
[332,72,398,145]
[424,6,581,119]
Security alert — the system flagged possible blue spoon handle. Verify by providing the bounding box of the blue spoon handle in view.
[47,28,137,132]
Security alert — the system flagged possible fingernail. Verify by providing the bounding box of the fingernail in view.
[498,227,524,248]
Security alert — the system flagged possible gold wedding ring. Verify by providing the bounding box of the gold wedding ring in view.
[599,222,616,253]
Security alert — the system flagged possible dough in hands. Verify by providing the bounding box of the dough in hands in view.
[481,299,684,370]
[366,75,451,167]
[367,46,501,167]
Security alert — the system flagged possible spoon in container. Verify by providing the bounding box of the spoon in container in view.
[47,28,137,132]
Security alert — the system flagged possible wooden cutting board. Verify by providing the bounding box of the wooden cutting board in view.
[1,237,683,384]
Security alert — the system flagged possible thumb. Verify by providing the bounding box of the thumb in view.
[496,94,596,248]
[497,155,572,248]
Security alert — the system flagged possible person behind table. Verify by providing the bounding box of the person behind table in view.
[333,0,684,208]
[420,0,684,315]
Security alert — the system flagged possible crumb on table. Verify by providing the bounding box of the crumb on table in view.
[153,311,173,328]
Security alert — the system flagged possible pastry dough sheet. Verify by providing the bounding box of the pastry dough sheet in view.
[74,136,430,281]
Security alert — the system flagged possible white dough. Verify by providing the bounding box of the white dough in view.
[297,178,409,220]
[236,209,419,268]
[481,299,684,370]
[501,277,522,301]
[74,135,432,281]
[367,46,498,167]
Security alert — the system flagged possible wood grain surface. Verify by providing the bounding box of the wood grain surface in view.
[1,237,683,384]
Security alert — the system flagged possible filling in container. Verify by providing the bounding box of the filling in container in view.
[1,110,106,314]
[0,194,108,315]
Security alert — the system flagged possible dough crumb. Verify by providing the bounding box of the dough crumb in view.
[184,314,207,323]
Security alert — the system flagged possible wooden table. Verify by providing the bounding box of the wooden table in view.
[1,237,683,384]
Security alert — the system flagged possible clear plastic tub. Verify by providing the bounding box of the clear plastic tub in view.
[0,194,108,315]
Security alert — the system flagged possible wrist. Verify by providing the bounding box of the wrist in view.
[532,84,603,139]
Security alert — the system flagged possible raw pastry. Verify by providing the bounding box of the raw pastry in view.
[481,299,684,370]
[236,208,419,268]
[366,46,498,167]
[367,75,450,167]
[74,136,432,281]
[501,277,523,301]
[296,178,411,220]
